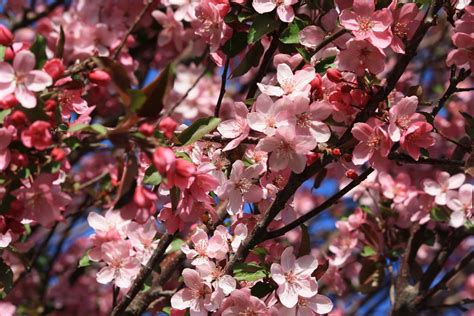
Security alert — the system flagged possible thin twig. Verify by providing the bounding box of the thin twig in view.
[388,153,465,167]
[431,68,471,116]
[111,0,156,60]
[214,58,230,117]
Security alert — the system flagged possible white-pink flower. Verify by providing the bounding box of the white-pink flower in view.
[252,0,298,22]
[336,39,386,76]
[278,293,334,315]
[257,125,317,173]
[388,96,424,142]
[196,261,236,295]
[447,184,473,228]
[171,268,216,315]
[423,172,466,206]
[0,50,52,108]
[217,102,250,151]
[351,121,392,168]
[125,217,159,265]
[247,93,286,136]
[257,63,315,97]
[271,247,319,308]
[219,160,265,214]
[182,227,229,265]
[221,289,269,315]
[96,240,141,288]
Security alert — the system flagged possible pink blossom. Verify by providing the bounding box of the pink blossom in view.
[153,8,186,51]
[339,0,393,48]
[193,0,231,52]
[399,121,435,160]
[280,95,332,143]
[389,2,421,54]
[0,50,52,108]
[87,210,130,261]
[278,293,334,315]
[219,160,264,214]
[336,39,386,76]
[221,289,269,315]
[58,89,89,119]
[96,240,140,288]
[257,63,315,97]
[256,125,317,173]
[247,93,286,136]
[270,247,319,308]
[119,186,157,223]
[182,227,228,265]
[351,122,392,168]
[196,261,236,295]
[21,120,53,151]
[171,268,216,315]
[252,0,298,22]
[447,184,473,228]
[217,102,250,151]
[231,223,248,252]
[12,174,71,228]
[125,217,159,265]
[423,171,466,205]
[388,96,424,142]
[447,32,474,70]
[378,172,412,203]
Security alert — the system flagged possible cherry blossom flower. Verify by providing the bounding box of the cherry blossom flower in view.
[12,173,71,228]
[182,227,229,265]
[253,0,298,22]
[423,172,466,206]
[336,39,386,76]
[399,121,435,160]
[247,93,286,136]
[278,293,334,315]
[339,0,393,48]
[447,32,474,70]
[221,289,269,315]
[217,102,250,151]
[378,172,412,203]
[0,50,52,108]
[96,240,141,288]
[257,63,315,97]
[196,261,236,295]
[21,120,53,150]
[256,125,317,173]
[389,2,421,54]
[447,184,473,228]
[219,160,264,214]
[351,122,392,168]
[152,7,185,51]
[171,268,216,315]
[193,0,231,52]
[0,127,13,171]
[271,247,320,308]
[388,96,424,142]
[125,217,159,265]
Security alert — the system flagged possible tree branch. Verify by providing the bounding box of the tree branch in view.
[214,57,230,117]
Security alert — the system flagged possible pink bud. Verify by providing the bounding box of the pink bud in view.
[43,58,65,81]
[0,94,18,109]
[3,47,14,61]
[139,122,154,137]
[310,73,322,92]
[153,147,176,175]
[326,68,342,83]
[88,70,111,86]
[159,117,178,139]
[175,159,196,178]
[0,25,13,46]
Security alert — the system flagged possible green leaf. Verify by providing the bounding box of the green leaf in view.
[296,46,311,63]
[361,246,377,257]
[78,253,91,268]
[279,18,306,44]
[314,56,336,74]
[30,35,48,68]
[137,63,174,118]
[55,25,65,59]
[234,262,267,281]
[176,117,221,145]
[0,259,13,298]
[223,32,248,58]
[166,238,185,254]
[68,123,107,136]
[251,247,268,259]
[251,281,275,298]
[238,11,256,22]
[0,109,11,124]
[143,166,162,186]
[231,41,264,78]
[128,89,147,114]
[90,124,107,135]
[430,207,449,222]
[360,205,373,214]
[0,45,6,62]
[248,13,279,44]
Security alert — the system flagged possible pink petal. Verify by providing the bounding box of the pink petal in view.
[15,84,37,108]
[252,0,277,13]
[257,83,284,97]
[0,63,15,83]
[13,50,35,75]
[277,5,295,23]
[25,70,52,92]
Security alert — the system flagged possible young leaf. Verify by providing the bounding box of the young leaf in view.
[176,117,221,145]
[30,35,48,68]
[55,25,66,59]
[280,19,306,44]
[248,13,279,44]
[137,63,174,118]
[251,281,275,298]
[143,166,162,186]
[234,262,267,281]
[223,32,248,58]
[298,224,311,256]
[361,246,377,257]
[93,56,131,105]
[78,253,91,268]
[231,41,264,78]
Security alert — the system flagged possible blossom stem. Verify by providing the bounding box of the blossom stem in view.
[214,57,230,117]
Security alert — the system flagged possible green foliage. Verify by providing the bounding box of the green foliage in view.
[234,262,267,281]
[248,13,279,44]
[176,117,221,145]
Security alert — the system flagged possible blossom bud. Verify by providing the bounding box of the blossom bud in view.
[88,70,111,86]
[345,169,358,179]
[310,73,322,93]
[0,94,18,109]
[306,152,320,165]
[44,99,57,112]
[331,148,341,156]
[153,147,176,175]
[9,110,29,128]
[0,25,14,46]
[11,151,29,168]
[326,68,342,83]
[43,58,65,81]
[3,47,14,61]
[51,147,66,161]
[139,122,154,137]
[175,159,196,178]
[159,117,178,139]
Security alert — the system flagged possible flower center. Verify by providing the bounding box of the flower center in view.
[236,178,252,193]
[366,133,381,149]
[280,78,295,94]
[396,115,411,130]
[357,16,374,32]
[296,112,312,128]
